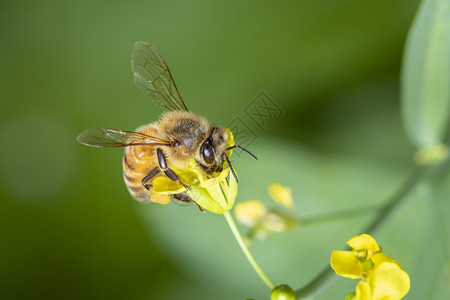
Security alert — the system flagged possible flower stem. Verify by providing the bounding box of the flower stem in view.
[223,210,276,289]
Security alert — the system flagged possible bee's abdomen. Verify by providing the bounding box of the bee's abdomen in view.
[122,166,149,202]
[122,146,156,203]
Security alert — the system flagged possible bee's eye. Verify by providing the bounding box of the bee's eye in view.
[201,142,215,165]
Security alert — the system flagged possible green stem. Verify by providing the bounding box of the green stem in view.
[223,210,276,290]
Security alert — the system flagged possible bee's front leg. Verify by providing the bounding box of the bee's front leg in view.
[141,167,160,190]
[157,148,189,190]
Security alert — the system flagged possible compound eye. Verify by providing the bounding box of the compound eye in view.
[202,143,215,165]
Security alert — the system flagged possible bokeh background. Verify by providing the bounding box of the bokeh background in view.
[1,0,449,299]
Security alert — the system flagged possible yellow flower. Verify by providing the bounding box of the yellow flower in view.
[331,234,380,280]
[235,200,267,226]
[330,234,410,300]
[152,129,238,214]
[235,200,287,240]
[268,183,293,208]
[235,183,298,241]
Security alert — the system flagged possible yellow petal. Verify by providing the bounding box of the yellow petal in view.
[347,234,381,253]
[152,176,185,194]
[173,164,204,185]
[235,200,267,226]
[149,192,172,205]
[372,253,399,268]
[225,128,235,155]
[268,183,293,207]
[369,261,410,300]
[186,169,237,214]
[330,250,362,279]
[188,186,225,214]
[355,280,371,300]
[199,169,230,188]
[227,172,238,208]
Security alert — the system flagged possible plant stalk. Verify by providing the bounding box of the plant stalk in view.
[223,210,276,289]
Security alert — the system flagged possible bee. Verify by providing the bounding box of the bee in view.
[77,41,256,210]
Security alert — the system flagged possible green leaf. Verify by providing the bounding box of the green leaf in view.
[401,0,450,149]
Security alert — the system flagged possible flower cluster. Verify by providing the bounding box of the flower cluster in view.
[234,183,298,241]
[151,129,237,214]
[330,234,410,300]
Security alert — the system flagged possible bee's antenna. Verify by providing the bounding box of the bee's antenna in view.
[226,145,258,160]
[223,153,238,184]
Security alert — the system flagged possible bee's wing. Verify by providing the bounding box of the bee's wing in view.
[131,41,188,112]
[77,127,171,148]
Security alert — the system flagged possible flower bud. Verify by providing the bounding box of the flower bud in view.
[268,183,293,207]
[271,284,295,300]
[235,200,267,226]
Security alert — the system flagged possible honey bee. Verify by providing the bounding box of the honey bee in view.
[77,41,256,210]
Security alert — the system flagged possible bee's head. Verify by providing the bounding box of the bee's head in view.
[197,126,257,183]
[198,127,228,173]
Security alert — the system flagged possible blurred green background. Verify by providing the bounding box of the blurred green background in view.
[1,0,449,299]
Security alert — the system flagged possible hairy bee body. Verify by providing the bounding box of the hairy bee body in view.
[122,111,228,204]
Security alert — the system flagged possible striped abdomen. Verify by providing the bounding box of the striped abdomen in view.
[122,145,156,202]
[122,124,173,205]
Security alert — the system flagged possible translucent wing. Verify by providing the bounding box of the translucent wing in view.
[77,127,171,148]
[132,41,188,111]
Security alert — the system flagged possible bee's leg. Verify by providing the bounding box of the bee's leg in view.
[141,167,160,190]
[157,148,189,190]
[173,193,205,213]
